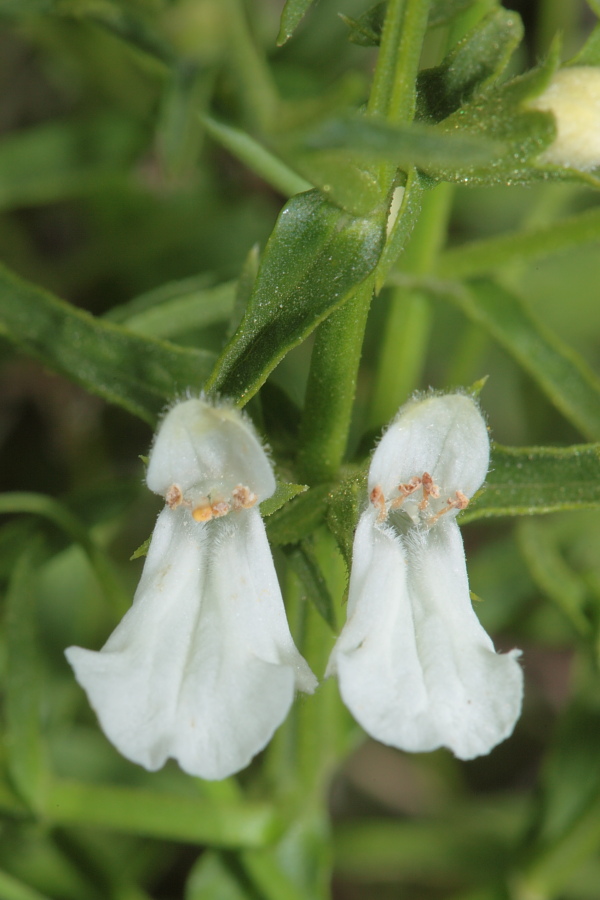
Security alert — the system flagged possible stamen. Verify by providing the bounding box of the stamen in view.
[419,471,440,510]
[428,491,470,525]
[232,484,258,510]
[165,484,183,509]
[211,500,231,518]
[390,476,422,509]
[370,485,388,522]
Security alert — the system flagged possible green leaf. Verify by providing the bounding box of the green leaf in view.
[5,542,46,812]
[260,482,308,518]
[186,852,248,900]
[43,779,279,848]
[340,3,386,47]
[0,263,215,425]
[64,0,174,67]
[106,279,236,340]
[266,484,330,546]
[517,519,591,636]
[436,206,600,279]
[326,466,367,569]
[296,115,503,177]
[451,280,600,441]
[568,23,600,66]
[0,870,51,900]
[277,0,316,45]
[202,116,312,198]
[0,115,144,211]
[531,701,600,848]
[417,8,524,122]
[461,443,600,522]
[0,492,128,613]
[205,190,385,404]
[285,542,336,629]
[130,536,151,561]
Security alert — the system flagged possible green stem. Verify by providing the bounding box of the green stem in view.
[224,0,279,131]
[297,279,373,483]
[297,0,431,482]
[370,182,453,425]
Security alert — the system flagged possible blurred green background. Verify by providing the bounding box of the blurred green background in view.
[1,1,600,899]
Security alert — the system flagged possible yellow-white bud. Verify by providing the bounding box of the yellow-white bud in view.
[529,66,600,171]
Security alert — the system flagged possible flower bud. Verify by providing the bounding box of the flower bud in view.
[529,66,600,171]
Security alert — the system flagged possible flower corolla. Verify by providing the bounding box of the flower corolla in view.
[66,398,317,780]
[327,393,523,760]
[529,66,600,171]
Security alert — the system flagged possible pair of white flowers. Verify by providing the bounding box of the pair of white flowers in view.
[66,392,523,780]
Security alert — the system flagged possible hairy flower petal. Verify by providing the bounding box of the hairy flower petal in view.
[329,392,523,760]
[67,506,316,779]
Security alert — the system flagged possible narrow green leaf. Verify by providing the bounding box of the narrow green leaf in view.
[277,0,316,45]
[44,779,279,848]
[452,280,600,441]
[202,115,311,198]
[334,800,522,880]
[0,115,143,211]
[568,22,600,66]
[326,467,367,569]
[0,263,215,425]
[461,443,600,522]
[206,190,385,403]
[340,4,386,47]
[285,542,336,628]
[417,8,523,122]
[108,281,236,339]
[260,482,308,518]
[436,206,600,279]
[5,542,46,811]
[240,848,312,900]
[186,852,248,900]
[71,1,174,67]
[266,484,330,546]
[0,492,127,613]
[0,0,53,13]
[517,519,591,636]
[298,114,503,174]
[0,870,51,900]
[130,536,151,561]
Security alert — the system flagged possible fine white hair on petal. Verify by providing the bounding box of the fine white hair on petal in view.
[404,521,523,759]
[329,391,523,760]
[369,392,489,501]
[329,513,523,759]
[327,507,442,752]
[146,397,275,503]
[66,507,316,781]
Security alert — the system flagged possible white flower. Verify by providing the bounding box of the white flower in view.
[327,393,523,760]
[529,66,600,171]
[66,398,317,780]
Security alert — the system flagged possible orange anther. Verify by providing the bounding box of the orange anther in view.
[165,484,183,509]
[192,503,213,522]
